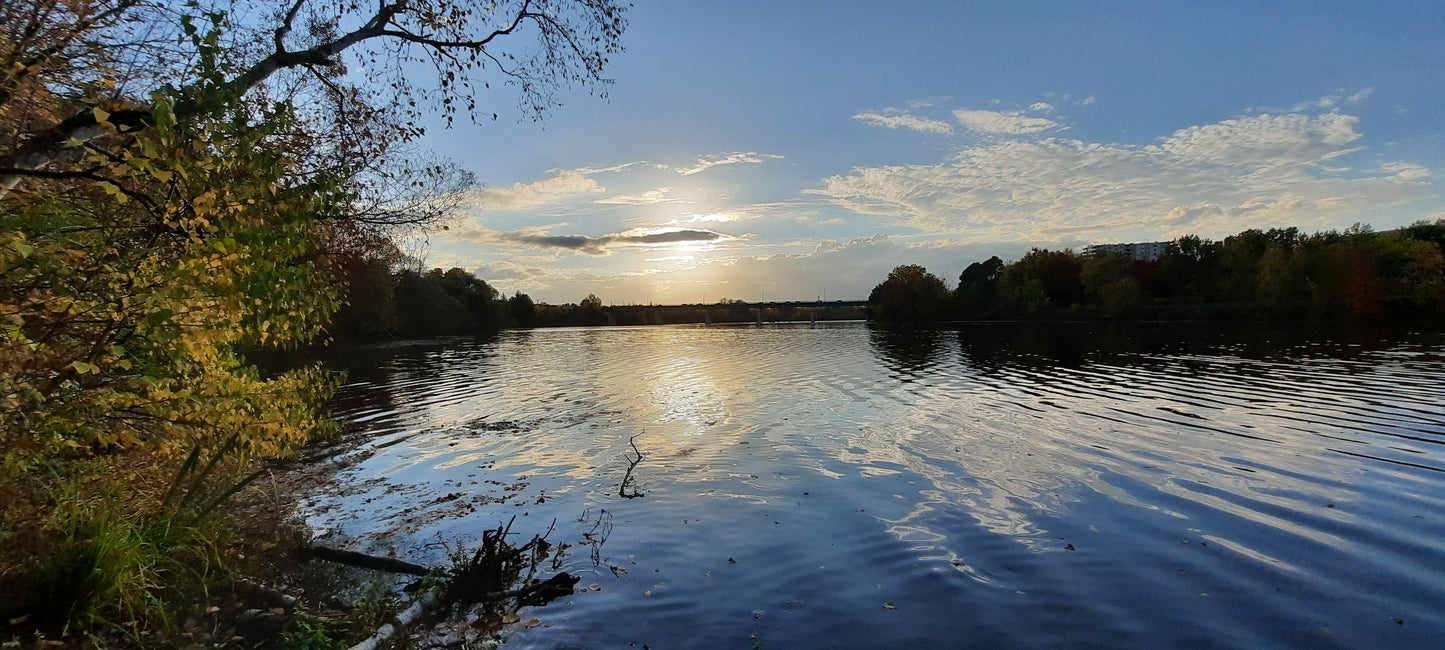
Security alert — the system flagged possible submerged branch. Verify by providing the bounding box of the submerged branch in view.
[619,434,644,499]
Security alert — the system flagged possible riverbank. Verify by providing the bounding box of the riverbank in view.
[0,406,572,649]
[0,438,400,648]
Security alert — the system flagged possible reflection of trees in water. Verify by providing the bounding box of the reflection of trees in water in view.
[868,326,948,380]
[953,322,1098,370]
[320,332,503,421]
[948,320,1425,373]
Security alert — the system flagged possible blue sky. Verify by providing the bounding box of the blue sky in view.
[413,1,1445,305]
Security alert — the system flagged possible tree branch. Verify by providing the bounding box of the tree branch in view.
[1,0,616,198]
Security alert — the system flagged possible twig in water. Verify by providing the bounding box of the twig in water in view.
[619,435,645,499]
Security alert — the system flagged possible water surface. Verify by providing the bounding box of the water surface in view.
[305,322,1445,648]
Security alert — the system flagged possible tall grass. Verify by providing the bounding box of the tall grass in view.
[26,464,232,637]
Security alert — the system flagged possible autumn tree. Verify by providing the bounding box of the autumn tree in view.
[0,0,628,629]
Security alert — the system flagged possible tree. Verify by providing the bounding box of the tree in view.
[1159,235,1218,302]
[0,0,629,628]
[2,0,628,202]
[509,291,536,327]
[1001,248,1083,315]
[1081,253,1141,318]
[579,293,604,325]
[956,256,1004,316]
[868,265,949,324]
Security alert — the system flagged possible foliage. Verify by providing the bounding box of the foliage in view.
[868,264,949,324]
[956,256,1003,315]
[283,615,348,650]
[0,0,630,637]
[867,222,1445,323]
[1,23,341,471]
[509,291,536,327]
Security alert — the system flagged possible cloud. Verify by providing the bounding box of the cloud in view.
[1081,95,1097,105]
[595,187,685,205]
[807,111,1433,244]
[466,260,546,284]
[1028,102,1055,113]
[1245,89,1375,115]
[469,170,604,211]
[666,213,735,225]
[453,226,732,255]
[571,160,653,175]
[676,152,784,176]
[953,108,1061,135]
[854,111,955,135]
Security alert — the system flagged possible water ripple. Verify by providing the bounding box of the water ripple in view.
[304,323,1445,648]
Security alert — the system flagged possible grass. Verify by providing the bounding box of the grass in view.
[9,458,236,643]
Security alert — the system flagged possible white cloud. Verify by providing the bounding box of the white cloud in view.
[666,213,735,225]
[1249,90,1375,115]
[953,108,1061,135]
[807,111,1433,244]
[595,187,685,205]
[1347,88,1374,103]
[1081,95,1097,106]
[676,152,784,176]
[469,170,604,211]
[571,160,654,175]
[854,111,955,134]
[1028,102,1055,113]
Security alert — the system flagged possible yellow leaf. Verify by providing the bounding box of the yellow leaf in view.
[93,107,111,124]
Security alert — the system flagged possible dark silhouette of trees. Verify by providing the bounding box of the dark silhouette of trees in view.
[509,291,537,327]
[867,221,1445,323]
[956,256,1004,316]
[1081,253,1142,318]
[868,265,950,323]
[1003,248,1085,315]
[579,293,605,325]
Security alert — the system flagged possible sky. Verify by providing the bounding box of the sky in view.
[409,1,1445,305]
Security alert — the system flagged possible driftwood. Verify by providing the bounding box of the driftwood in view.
[302,545,432,576]
[342,518,577,650]
[619,435,645,499]
[348,587,439,650]
[346,575,578,650]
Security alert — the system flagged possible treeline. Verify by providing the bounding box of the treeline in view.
[869,222,1445,323]
[327,264,871,337]
[329,262,612,339]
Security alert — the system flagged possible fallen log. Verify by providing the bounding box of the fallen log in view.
[302,545,432,576]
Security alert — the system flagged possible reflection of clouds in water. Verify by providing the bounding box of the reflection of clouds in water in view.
[309,322,1445,640]
[846,325,1436,574]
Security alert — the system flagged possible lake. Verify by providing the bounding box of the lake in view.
[304,321,1445,648]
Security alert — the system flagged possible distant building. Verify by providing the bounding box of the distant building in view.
[1083,241,1169,261]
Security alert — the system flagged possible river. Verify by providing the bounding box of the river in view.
[303,321,1445,648]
